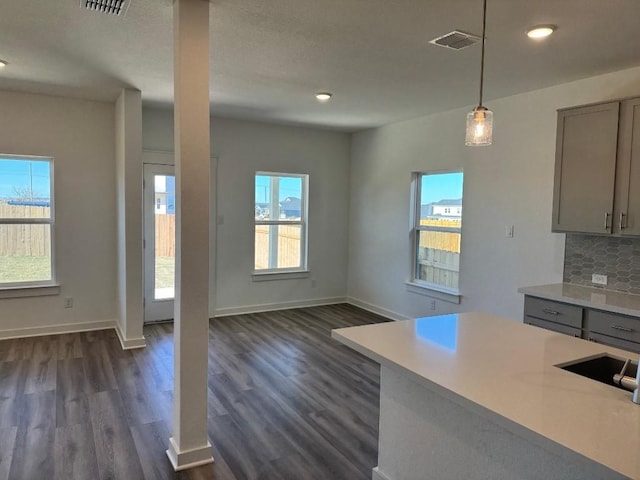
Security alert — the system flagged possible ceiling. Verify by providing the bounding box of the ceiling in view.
[1,0,639,132]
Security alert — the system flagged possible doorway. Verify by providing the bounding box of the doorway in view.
[143,163,176,323]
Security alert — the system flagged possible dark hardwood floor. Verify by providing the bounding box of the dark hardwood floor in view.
[0,303,389,480]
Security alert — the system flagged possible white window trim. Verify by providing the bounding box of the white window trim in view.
[0,155,56,291]
[254,171,309,275]
[409,169,462,297]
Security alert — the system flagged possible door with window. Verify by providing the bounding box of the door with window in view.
[144,164,176,322]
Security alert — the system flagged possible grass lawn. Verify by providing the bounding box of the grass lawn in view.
[1,256,175,287]
[155,256,175,288]
[0,256,51,283]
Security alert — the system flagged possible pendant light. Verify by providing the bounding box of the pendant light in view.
[465,0,493,146]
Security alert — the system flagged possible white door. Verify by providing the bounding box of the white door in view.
[144,164,176,322]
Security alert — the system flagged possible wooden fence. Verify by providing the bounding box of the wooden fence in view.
[416,217,461,289]
[255,224,301,269]
[155,213,176,257]
[0,204,51,256]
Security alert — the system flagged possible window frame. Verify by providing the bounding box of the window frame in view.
[253,171,309,276]
[0,154,56,289]
[409,169,463,300]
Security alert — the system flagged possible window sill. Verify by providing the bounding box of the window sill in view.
[252,270,310,282]
[0,283,61,299]
[405,281,461,304]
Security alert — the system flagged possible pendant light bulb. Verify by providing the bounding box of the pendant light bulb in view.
[465,106,493,146]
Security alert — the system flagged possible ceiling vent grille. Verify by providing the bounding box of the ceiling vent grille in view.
[429,30,481,50]
[82,0,131,16]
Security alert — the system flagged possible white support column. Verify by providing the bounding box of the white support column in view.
[115,88,146,350]
[166,0,214,471]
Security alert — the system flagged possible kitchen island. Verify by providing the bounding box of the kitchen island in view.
[332,312,640,480]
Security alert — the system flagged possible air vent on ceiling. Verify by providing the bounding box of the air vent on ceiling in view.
[81,0,131,16]
[429,30,481,50]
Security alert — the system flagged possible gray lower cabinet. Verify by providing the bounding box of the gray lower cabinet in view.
[586,310,640,353]
[523,295,640,353]
[524,296,582,337]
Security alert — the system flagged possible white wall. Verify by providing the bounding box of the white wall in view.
[0,91,117,333]
[142,109,351,315]
[348,65,640,321]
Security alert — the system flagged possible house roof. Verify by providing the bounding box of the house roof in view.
[1,0,640,131]
[431,199,462,206]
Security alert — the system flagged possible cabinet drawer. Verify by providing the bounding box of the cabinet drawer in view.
[524,296,582,328]
[588,310,640,344]
[588,331,640,354]
[525,316,581,337]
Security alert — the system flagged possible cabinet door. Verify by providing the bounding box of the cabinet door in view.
[615,97,640,235]
[552,102,619,233]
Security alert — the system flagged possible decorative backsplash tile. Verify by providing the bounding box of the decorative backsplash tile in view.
[564,234,640,295]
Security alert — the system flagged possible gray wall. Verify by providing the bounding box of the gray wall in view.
[0,91,117,332]
[347,65,640,321]
[142,108,352,315]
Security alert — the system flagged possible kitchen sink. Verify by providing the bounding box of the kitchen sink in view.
[557,354,638,391]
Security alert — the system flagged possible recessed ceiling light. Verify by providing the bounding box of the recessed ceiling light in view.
[315,92,332,102]
[526,25,556,39]
[0,60,7,68]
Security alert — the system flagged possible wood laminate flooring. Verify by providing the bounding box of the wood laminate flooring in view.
[0,303,389,480]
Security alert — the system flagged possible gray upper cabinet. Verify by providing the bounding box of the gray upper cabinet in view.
[552,102,619,234]
[614,97,640,236]
[553,97,640,236]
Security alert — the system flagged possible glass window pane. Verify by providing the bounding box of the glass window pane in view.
[255,174,272,220]
[254,225,301,270]
[278,176,302,220]
[416,230,460,290]
[419,172,463,225]
[0,224,52,283]
[255,174,303,221]
[154,175,175,300]
[0,159,51,219]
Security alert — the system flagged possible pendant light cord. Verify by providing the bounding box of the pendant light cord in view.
[478,0,487,107]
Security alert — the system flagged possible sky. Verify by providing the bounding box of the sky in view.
[421,171,463,205]
[255,175,302,203]
[0,158,51,199]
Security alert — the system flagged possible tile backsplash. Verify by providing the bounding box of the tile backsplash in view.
[564,234,640,295]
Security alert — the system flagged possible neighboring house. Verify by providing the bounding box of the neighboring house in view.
[421,198,462,218]
[255,197,301,219]
[155,175,176,215]
[280,196,301,218]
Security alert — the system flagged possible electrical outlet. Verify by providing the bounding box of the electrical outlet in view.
[505,225,514,238]
[592,274,608,286]
[430,300,436,310]
[63,297,74,308]
[311,279,317,288]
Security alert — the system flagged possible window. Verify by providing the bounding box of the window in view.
[255,172,308,273]
[0,155,55,286]
[411,171,463,293]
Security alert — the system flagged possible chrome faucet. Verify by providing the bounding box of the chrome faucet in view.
[613,358,640,404]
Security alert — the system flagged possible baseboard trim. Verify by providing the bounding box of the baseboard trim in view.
[0,319,116,341]
[115,323,147,350]
[166,437,214,471]
[346,297,409,321]
[214,296,347,317]
[372,466,393,480]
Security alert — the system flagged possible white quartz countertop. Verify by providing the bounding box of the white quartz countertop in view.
[519,283,640,318]
[332,313,640,479]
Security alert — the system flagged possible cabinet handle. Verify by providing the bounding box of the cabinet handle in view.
[604,212,611,230]
[542,309,561,315]
[611,325,634,333]
[620,212,627,230]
